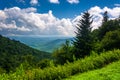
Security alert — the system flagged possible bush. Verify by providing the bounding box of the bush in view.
[100,30,120,51]
[37,59,53,69]
[1,49,120,80]
[53,40,74,64]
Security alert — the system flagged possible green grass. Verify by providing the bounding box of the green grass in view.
[65,60,120,80]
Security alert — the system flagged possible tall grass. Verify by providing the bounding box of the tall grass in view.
[1,49,120,80]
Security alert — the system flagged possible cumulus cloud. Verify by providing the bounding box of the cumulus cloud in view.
[67,0,79,4]
[0,6,120,36]
[103,7,120,18]
[49,0,60,4]
[88,6,104,29]
[73,6,120,30]
[0,7,74,36]
[90,6,120,29]
[89,6,120,29]
[0,10,7,20]
[30,0,39,6]
[17,26,31,31]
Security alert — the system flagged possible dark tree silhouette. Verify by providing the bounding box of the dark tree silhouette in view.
[73,11,93,58]
[102,11,109,23]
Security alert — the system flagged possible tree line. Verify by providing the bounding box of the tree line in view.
[53,11,120,64]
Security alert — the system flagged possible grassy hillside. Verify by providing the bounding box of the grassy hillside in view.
[65,60,120,80]
[0,35,51,72]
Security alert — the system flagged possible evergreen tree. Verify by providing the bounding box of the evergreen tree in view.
[73,11,93,58]
[53,40,74,64]
[97,11,109,40]
[102,11,108,23]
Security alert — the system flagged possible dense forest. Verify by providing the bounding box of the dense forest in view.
[0,11,120,79]
[0,35,51,72]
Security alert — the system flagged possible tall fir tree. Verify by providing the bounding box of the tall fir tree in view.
[102,11,108,23]
[98,11,109,40]
[73,11,93,58]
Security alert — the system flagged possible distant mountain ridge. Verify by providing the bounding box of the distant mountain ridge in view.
[42,38,72,52]
[8,36,73,52]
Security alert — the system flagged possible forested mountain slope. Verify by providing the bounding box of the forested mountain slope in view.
[0,35,51,72]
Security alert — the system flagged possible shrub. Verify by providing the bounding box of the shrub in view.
[53,40,74,64]
[1,49,120,80]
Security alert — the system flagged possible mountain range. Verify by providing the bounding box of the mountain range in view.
[8,36,73,52]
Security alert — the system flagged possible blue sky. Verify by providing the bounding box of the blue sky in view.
[0,0,120,36]
[0,0,119,18]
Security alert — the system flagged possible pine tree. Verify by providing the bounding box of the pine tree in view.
[98,11,109,40]
[102,11,108,23]
[73,11,93,58]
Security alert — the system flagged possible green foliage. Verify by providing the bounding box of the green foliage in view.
[92,18,120,52]
[0,11,120,80]
[73,11,93,58]
[37,59,52,69]
[0,35,51,73]
[97,19,120,40]
[53,40,74,64]
[0,67,6,74]
[65,60,120,80]
[100,30,120,51]
[0,49,120,80]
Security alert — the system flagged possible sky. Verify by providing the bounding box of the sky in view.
[0,0,120,36]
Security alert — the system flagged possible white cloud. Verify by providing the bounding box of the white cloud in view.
[88,6,103,14]
[67,0,79,4]
[88,6,103,29]
[30,0,39,6]
[0,10,7,20]
[0,21,17,29]
[103,7,120,18]
[0,6,120,36]
[73,6,120,30]
[0,7,74,36]
[17,26,31,31]
[90,6,120,29]
[49,0,60,4]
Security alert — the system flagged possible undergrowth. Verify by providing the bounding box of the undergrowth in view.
[0,49,120,80]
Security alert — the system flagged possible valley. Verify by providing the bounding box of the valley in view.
[8,36,73,52]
